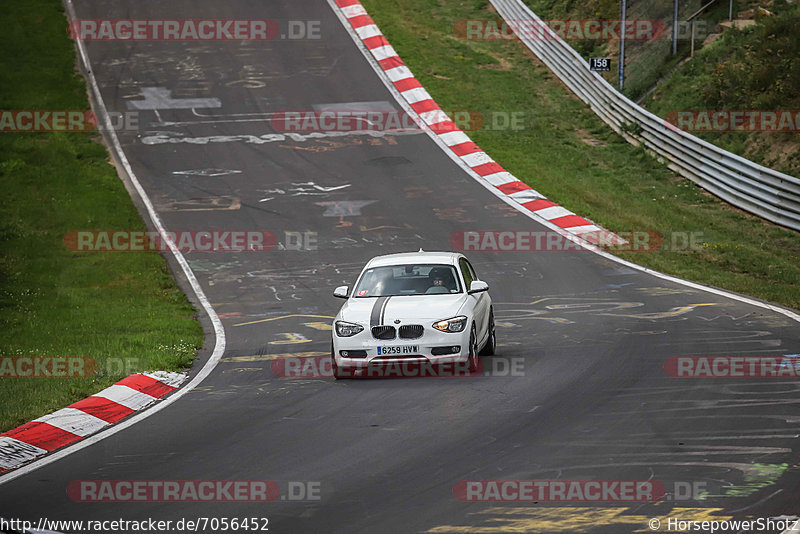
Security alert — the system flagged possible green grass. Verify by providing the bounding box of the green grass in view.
[0,0,202,432]
[522,0,744,101]
[643,4,800,177]
[521,0,800,175]
[360,0,800,309]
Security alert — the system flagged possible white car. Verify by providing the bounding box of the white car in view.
[331,251,495,378]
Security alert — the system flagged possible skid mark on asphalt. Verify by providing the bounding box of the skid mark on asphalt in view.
[202,262,363,299]
[696,312,796,328]
[653,328,783,350]
[493,298,645,325]
[270,333,312,345]
[488,292,788,333]
[602,303,718,320]
[191,379,326,398]
[433,207,475,223]
[634,287,700,297]
[491,301,788,350]
[329,232,426,249]
[233,314,334,327]
[360,224,409,231]
[160,196,241,211]
[534,378,800,506]
[221,352,328,363]
[473,261,540,281]
[279,135,398,152]
[141,129,422,146]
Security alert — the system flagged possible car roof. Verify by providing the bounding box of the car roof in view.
[366,251,463,268]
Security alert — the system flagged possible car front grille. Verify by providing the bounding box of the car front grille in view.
[372,325,396,340]
[399,325,424,339]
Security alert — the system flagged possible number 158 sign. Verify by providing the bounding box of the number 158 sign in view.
[589,58,611,71]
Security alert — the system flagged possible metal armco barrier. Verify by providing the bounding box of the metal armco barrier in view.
[490,0,800,231]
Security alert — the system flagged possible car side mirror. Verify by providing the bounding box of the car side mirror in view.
[468,280,489,294]
[333,285,349,299]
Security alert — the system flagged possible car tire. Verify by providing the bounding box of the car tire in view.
[479,309,496,356]
[331,341,353,380]
[467,324,479,373]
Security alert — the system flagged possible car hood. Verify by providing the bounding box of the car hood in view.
[339,294,469,325]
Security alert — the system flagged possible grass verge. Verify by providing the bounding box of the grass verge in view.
[521,0,800,176]
[360,0,800,310]
[643,4,800,177]
[523,0,736,102]
[0,0,203,432]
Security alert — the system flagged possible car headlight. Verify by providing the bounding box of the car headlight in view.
[432,316,467,333]
[335,320,364,337]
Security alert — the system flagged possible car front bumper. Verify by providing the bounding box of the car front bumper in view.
[333,327,471,369]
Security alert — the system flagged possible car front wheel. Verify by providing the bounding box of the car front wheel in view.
[479,309,496,356]
[467,324,479,372]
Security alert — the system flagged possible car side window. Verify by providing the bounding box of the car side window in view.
[465,260,478,281]
[459,258,474,290]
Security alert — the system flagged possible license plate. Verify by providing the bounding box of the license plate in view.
[377,345,419,355]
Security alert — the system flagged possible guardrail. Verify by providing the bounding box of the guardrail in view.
[490,0,800,231]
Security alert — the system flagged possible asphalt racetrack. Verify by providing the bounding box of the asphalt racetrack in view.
[2,1,800,532]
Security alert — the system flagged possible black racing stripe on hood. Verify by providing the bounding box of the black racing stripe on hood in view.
[371,296,390,327]
[380,296,391,324]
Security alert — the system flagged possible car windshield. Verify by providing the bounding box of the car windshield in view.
[353,264,462,297]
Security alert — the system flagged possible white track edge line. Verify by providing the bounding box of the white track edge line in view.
[0,0,227,485]
[326,0,800,326]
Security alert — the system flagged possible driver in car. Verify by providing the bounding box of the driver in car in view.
[426,267,451,294]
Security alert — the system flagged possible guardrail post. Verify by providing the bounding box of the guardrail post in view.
[672,0,679,55]
[618,0,626,90]
[489,0,800,231]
